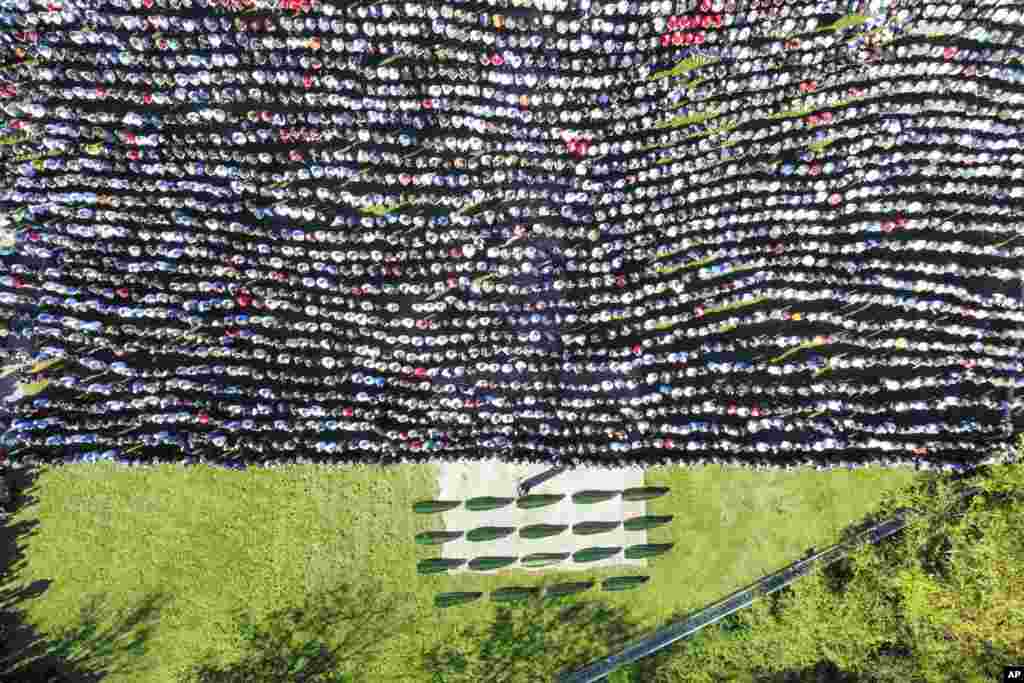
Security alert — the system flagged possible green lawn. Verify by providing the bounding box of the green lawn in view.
[637,466,921,623]
[4,463,919,682]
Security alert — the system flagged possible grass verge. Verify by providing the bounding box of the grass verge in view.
[6,463,919,682]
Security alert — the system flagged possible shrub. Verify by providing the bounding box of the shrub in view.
[545,581,595,597]
[518,524,568,539]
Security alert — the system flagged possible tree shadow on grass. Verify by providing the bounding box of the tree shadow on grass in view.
[1,591,171,683]
[424,593,644,683]
[1,464,169,682]
[178,580,418,683]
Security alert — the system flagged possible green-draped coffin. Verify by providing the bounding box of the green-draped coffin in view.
[572,547,622,563]
[622,486,670,502]
[412,500,461,514]
[519,524,568,539]
[624,543,675,559]
[623,515,674,531]
[602,576,651,591]
[466,526,516,542]
[434,592,483,608]
[491,586,541,602]
[516,494,565,509]
[415,531,464,545]
[572,490,621,505]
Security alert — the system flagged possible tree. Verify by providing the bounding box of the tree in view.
[753,660,865,683]
[178,581,418,683]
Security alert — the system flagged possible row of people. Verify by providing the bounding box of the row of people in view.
[1,0,1023,466]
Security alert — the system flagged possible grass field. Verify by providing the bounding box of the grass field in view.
[3,462,920,682]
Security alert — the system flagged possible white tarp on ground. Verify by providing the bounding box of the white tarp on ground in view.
[436,458,648,573]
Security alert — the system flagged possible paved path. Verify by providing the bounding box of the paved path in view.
[436,459,648,572]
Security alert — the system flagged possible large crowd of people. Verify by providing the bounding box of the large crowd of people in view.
[0,0,1022,471]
